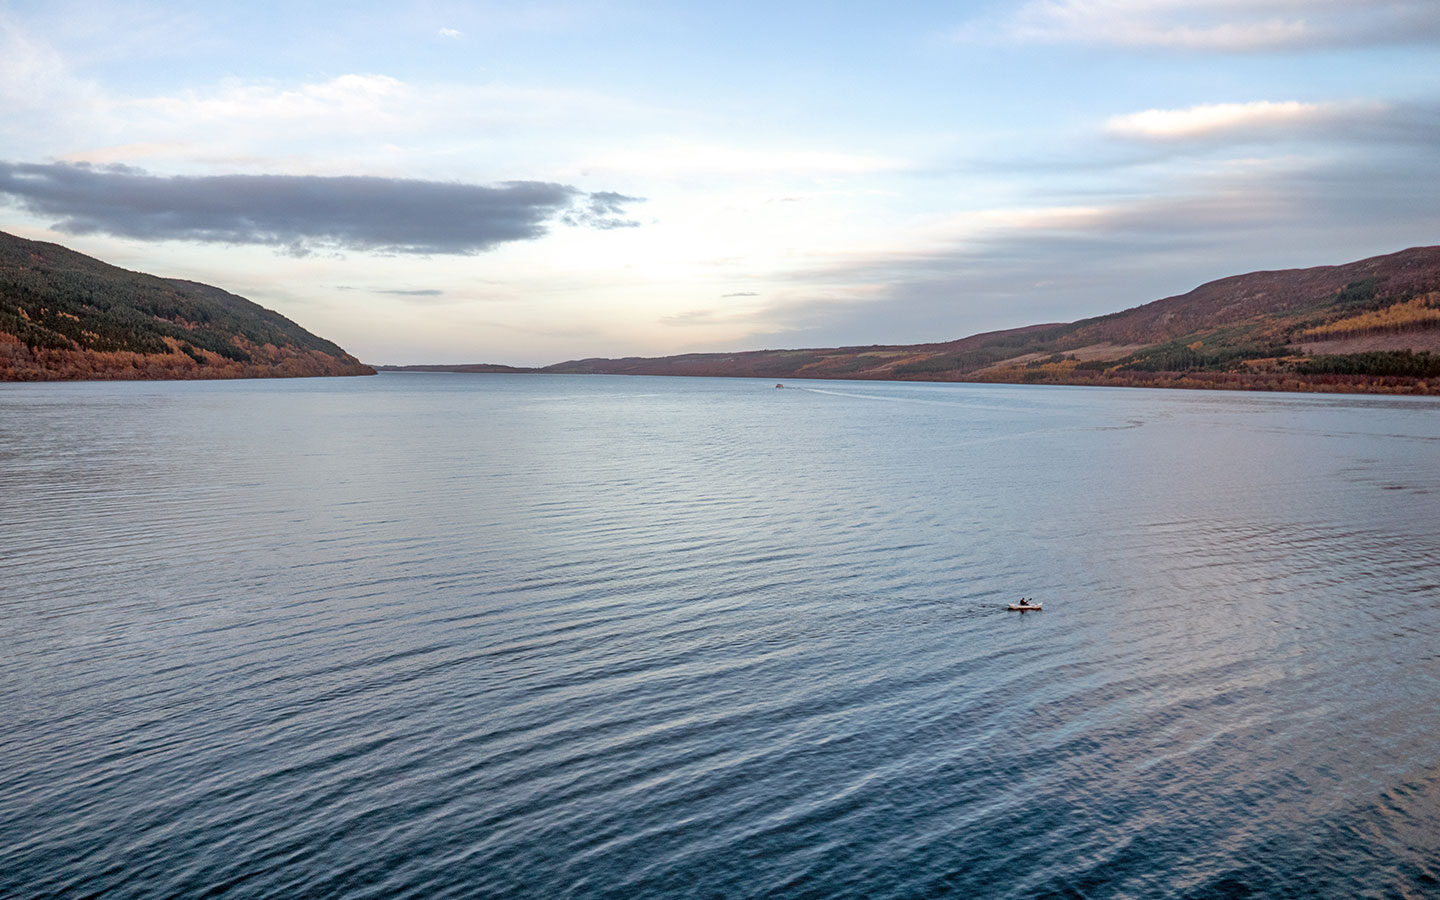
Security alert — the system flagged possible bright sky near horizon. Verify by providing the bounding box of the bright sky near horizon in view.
[2,0,1438,365]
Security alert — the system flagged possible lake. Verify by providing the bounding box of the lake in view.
[2,373,1438,898]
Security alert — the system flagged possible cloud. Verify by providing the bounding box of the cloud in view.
[0,18,77,110]
[437,27,463,39]
[0,161,643,254]
[334,284,448,301]
[1107,100,1341,140]
[0,19,110,161]
[981,0,1440,51]
[126,74,412,133]
[7,62,666,176]
[659,307,768,327]
[735,151,1440,350]
[1103,99,1440,147]
[661,309,719,325]
[581,141,908,179]
[722,291,760,298]
[560,190,642,229]
[117,74,662,145]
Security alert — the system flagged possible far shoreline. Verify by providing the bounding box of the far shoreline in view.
[369,366,1440,398]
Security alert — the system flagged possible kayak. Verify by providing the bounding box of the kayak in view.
[1007,603,1042,611]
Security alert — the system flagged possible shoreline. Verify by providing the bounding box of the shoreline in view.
[371,366,1439,397]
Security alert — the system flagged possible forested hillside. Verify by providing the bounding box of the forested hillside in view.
[0,231,372,380]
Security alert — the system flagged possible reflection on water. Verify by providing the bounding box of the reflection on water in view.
[2,374,1438,898]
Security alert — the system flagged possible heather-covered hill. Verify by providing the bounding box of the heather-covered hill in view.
[0,231,373,381]
[1055,246,1440,349]
[519,246,1440,393]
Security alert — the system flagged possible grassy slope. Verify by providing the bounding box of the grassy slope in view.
[0,231,373,381]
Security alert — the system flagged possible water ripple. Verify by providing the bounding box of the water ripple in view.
[2,375,1439,899]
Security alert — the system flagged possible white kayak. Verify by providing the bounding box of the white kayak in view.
[1007,603,1042,611]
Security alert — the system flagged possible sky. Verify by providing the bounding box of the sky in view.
[1,0,1438,365]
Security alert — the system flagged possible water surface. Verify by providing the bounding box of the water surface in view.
[2,374,1438,898]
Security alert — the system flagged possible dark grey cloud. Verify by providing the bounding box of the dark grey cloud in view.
[722,291,759,298]
[374,288,444,296]
[0,161,643,254]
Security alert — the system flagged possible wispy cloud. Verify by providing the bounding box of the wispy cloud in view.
[659,306,768,328]
[581,141,908,179]
[5,60,667,174]
[335,285,449,301]
[0,18,79,110]
[1108,100,1322,139]
[737,150,1440,350]
[977,0,1440,51]
[1103,98,1439,145]
[128,74,412,128]
[122,74,663,141]
[660,309,720,326]
[1107,99,1342,140]
[437,27,463,39]
[561,191,642,229]
[0,161,643,254]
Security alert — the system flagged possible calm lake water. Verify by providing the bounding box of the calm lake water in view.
[2,373,1439,899]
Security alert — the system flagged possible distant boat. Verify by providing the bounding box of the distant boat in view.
[775,383,784,388]
[1008,600,1042,611]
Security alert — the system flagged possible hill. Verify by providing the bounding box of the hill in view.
[390,246,1440,395]
[0,231,373,381]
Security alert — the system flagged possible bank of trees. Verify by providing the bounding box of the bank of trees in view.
[0,234,347,361]
[1294,351,1440,378]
